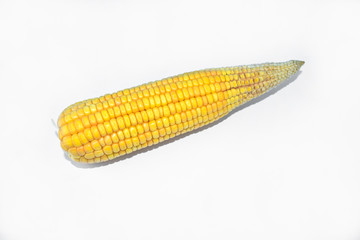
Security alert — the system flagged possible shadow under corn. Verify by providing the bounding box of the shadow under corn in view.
[67,71,303,168]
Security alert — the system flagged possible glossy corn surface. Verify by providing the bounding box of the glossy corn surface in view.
[58,60,304,163]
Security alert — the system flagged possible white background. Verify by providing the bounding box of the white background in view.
[1,0,359,239]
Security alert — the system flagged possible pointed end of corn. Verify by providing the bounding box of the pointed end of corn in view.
[294,60,305,68]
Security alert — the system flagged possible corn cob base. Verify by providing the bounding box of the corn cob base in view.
[58,60,304,163]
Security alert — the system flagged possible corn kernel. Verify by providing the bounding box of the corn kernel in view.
[149,120,157,131]
[145,132,152,141]
[91,140,102,151]
[103,146,113,155]
[104,135,112,145]
[95,112,103,123]
[132,137,140,147]
[152,130,159,139]
[101,110,110,121]
[125,139,133,148]
[129,113,137,126]
[112,143,120,153]
[97,124,107,137]
[123,115,131,128]
[99,138,106,147]
[119,141,127,151]
[139,134,147,144]
[159,128,166,137]
[84,152,95,160]
[162,117,170,127]
[62,136,73,149]
[71,134,82,147]
[94,150,104,157]
[109,133,119,143]
[130,126,138,137]
[135,112,143,124]
[78,132,88,144]
[108,119,118,132]
[153,107,160,119]
[84,143,93,153]
[103,121,112,135]
[88,114,97,126]
[68,122,76,134]
[123,128,131,139]
[90,126,100,139]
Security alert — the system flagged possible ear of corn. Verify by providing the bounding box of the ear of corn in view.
[58,60,304,163]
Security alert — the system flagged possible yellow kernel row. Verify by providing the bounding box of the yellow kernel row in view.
[61,98,229,152]
[59,91,226,137]
[74,107,228,163]
[63,98,231,161]
[57,70,267,126]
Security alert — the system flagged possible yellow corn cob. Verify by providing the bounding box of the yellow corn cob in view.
[58,60,304,163]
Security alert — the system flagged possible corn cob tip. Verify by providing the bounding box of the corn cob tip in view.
[294,60,305,68]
